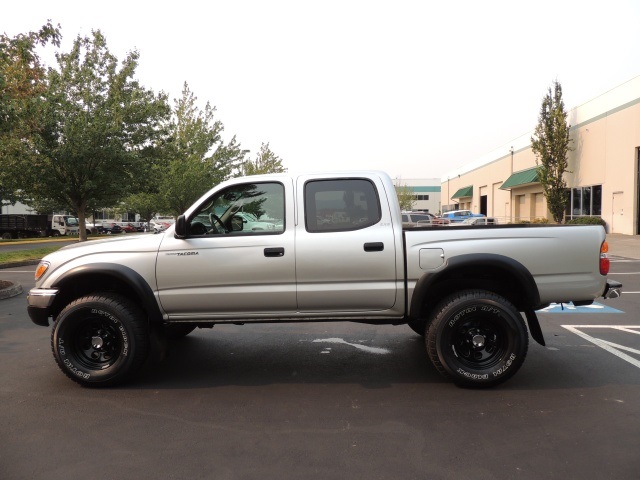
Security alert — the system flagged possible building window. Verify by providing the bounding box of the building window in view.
[567,185,602,218]
[414,194,430,201]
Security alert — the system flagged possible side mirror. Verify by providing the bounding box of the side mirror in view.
[230,215,244,232]
[174,215,187,239]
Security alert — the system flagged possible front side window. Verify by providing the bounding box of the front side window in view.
[305,179,381,233]
[188,182,284,236]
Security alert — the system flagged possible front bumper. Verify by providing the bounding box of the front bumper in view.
[27,288,58,326]
[603,280,622,299]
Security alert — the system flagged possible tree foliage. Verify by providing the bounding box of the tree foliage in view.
[242,142,286,176]
[395,182,415,211]
[531,80,573,223]
[122,192,163,227]
[0,21,60,205]
[2,29,170,240]
[158,82,248,215]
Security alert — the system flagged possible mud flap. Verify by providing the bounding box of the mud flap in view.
[524,309,545,346]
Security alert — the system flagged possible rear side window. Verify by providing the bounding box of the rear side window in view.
[304,179,381,233]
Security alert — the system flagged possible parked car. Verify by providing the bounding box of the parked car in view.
[402,212,449,228]
[28,169,621,388]
[460,217,497,225]
[103,223,123,234]
[441,210,485,223]
[120,223,137,233]
[151,221,170,234]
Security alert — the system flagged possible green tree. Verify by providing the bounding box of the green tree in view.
[122,192,164,229]
[0,22,60,205]
[5,30,171,240]
[159,82,248,215]
[531,80,573,223]
[242,142,286,175]
[395,182,415,211]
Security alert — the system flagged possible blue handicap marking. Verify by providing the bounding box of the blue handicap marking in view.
[537,302,624,314]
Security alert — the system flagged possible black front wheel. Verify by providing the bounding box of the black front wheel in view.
[51,293,149,387]
[426,290,528,388]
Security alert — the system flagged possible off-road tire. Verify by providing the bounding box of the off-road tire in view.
[426,290,528,388]
[51,293,149,387]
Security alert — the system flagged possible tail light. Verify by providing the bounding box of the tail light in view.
[600,241,610,275]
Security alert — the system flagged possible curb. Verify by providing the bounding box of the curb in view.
[0,260,40,270]
[0,281,23,300]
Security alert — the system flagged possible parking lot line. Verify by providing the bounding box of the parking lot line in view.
[561,325,640,370]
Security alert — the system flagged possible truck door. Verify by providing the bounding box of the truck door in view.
[295,175,398,312]
[156,180,296,318]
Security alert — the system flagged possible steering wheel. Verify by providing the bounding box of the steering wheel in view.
[209,213,228,233]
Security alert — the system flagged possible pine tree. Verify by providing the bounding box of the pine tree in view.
[531,80,573,223]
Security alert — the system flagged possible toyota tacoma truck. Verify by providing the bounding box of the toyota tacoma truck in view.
[27,171,622,388]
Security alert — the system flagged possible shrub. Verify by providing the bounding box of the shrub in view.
[566,216,606,226]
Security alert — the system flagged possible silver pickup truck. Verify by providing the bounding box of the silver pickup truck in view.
[27,171,621,388]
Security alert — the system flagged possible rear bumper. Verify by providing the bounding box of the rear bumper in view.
[603,280,622,299]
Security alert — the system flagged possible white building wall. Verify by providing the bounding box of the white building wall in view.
[1,201,33,215]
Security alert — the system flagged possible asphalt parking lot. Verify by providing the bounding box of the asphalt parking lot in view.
[0,237,639,479]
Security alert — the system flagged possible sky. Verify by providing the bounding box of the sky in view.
[4,0,640,181]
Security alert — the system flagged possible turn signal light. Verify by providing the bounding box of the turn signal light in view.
[599,241,610,275]
[35,261,50,281]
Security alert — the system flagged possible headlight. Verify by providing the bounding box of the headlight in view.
[35,261,50,281]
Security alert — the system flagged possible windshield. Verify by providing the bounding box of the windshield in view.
[64,216,79,226]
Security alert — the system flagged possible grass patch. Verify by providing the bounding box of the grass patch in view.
[0,246,62,265]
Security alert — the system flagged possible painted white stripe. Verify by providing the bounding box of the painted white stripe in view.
[599,340,640,355]
[613,327,640,335]
[561,325,640,369]
[607,272,640,275]
[312,338,390,355]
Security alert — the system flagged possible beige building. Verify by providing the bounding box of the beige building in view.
[441,76,640,235]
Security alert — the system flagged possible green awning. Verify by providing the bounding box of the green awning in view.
[451,185,473,199]
[500,167,540,190]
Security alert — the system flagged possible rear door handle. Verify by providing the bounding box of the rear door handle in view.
[364,242,384,252]
[264,247,285,257]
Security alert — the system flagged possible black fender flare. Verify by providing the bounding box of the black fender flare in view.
[410,253,544,344]
[51,263,163,323]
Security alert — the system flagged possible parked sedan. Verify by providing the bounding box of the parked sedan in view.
[441,210,485,223]
[120,223,137,233]
[103,223,123,234]
[151,222,170,234]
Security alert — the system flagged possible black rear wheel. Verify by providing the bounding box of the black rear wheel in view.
[51,293,149,387]
[426,290,528,388]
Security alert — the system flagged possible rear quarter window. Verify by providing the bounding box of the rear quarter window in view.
[304,179,381,233]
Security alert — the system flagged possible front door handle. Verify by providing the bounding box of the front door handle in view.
[364,242,384,252]
[264,247,285,257]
